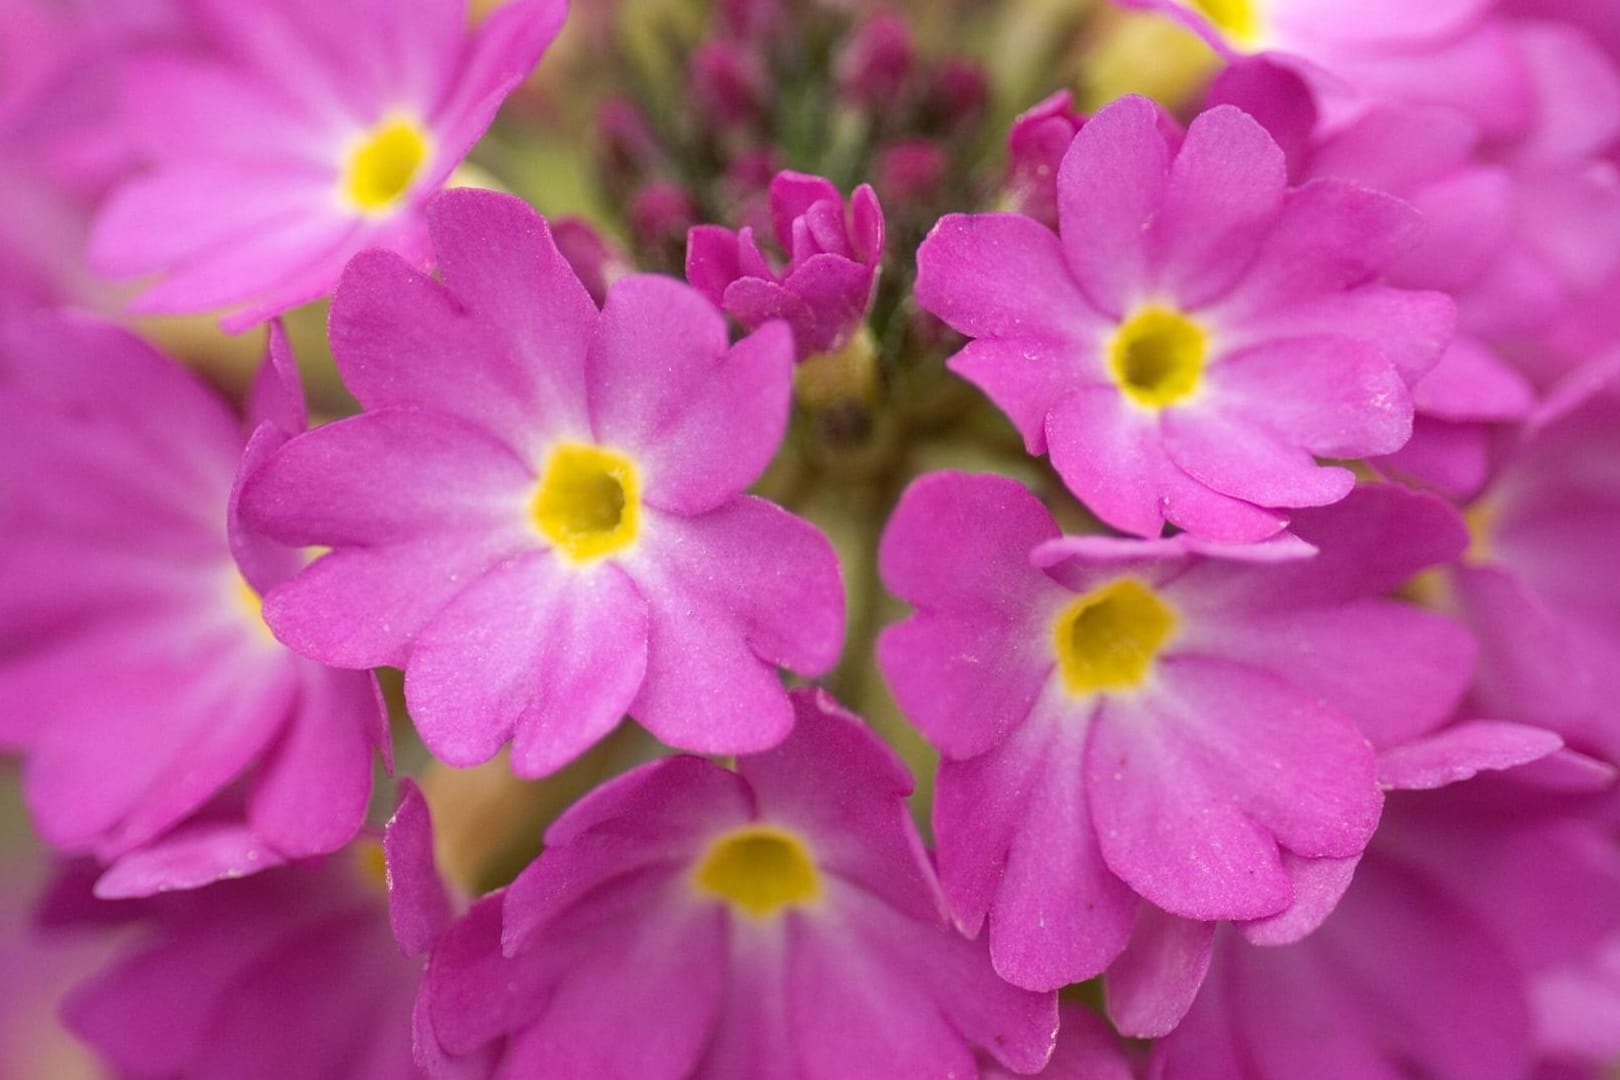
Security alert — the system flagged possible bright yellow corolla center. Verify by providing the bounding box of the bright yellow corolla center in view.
[1108,305,1208,409]
[693,825,823,920]
[343,118,431,213]
[231,574,276,642]
[1189,0,1264,46]
[531,442,641,562]
[1053,578,1177,695]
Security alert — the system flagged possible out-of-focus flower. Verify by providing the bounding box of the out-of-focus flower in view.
[687,170,885,361]
[413,690,1059,1078]
[916,96,1454,541]
[1437,364,1620,765]
[1150,765,1620,1079]
[879,473,1474,991]
[87,0,568,331]
[0,317,387,896]
[243,189,845,778]
[56,838,423,1079]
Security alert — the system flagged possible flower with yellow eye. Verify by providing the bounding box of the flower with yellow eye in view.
[243,190,845,778]
[88,0,567,331]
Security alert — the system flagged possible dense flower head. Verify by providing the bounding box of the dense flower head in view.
[3,0,1620,1074]
[87,0,568,330]
[413,690,1059,1078]
[242,188,845,777]
[0,314,387,897]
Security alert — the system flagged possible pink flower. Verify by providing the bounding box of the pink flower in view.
[87,0,568,331]
[1439,363,1620,765]
[915,96,1454,541]
[56,838,423,1079]
[1150,765,1620,1078]
[878,472,1476,991]
[0,316,387,896]
[242,189,845,778]
[687,170,885,360]
[412,690,1059,1078]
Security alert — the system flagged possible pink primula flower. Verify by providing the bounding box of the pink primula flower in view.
[1152,766,1620,1079]
[412,691,1059,1079]
[915,96,1454,541]
[56,837,423,1080]
[878,472,1476,991]
[686,170,885,360]
[0,316,387,896]
[87,0,568,330]
[1439,363,1620,764]
[242,189,845,778]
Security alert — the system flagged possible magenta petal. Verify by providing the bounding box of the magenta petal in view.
[247,321,309,436]
[242,409,534,548]
[25,639,297,855]
[1087,694,1292,922]
[1104,906,1215,1038]
[333,190,597,461]
[1152,657,1383,860]
[963,703,1139,989]
[785,906,976,1079]
[503,758,752,953]
[1411,337,1533,422]
[1376,721,1564,791]
[1237,852,1362,946]
[880,471,1061,611]
[428,0,569,167]
[879,613,1050,761]
[638,497,843,678]
[1057,95,1171,317]
[500,897,725,1080]
[1045,387,1172,538]
[949,337,1105,455]
[685,224,744,305]
[1195,599,1475,750]
[386,778,454,958]
[1162,402,1356,509]
[1217,180,1426,318]
[405,551,650,775]
[915,212,1103,340]
[1208,336,1413,458]
[847,891,1061,1075]
[247,667,382,857]
[588,275,794,513]
[1152,104,1286,308]
[93,822,288,900]
[261,529,524,670]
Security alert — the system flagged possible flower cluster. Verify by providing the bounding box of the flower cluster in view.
[2,0,1620,1078]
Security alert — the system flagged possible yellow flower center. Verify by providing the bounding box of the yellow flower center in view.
[1053,578,1177,695]
[1108,305,1208,409]
[1189,0,1264,46]
[342,118,431,213]
[693,825,823,920]
[530,443,641,562]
